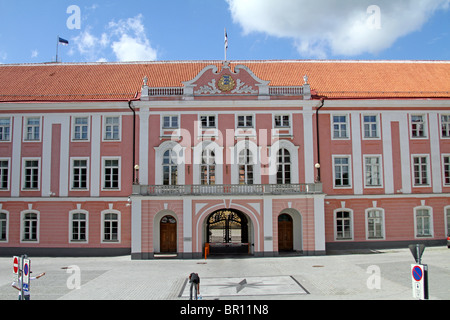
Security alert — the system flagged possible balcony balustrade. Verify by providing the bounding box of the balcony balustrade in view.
[132,183,322,196]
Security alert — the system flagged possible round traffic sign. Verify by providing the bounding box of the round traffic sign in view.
[412,266,423,281]
[23,262,29,276]
[13,257,19,274]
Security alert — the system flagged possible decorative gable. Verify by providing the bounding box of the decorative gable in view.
[182,61,270,99]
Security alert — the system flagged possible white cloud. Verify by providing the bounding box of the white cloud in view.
[72,14,157,62]
[31,50,39,58]
[227,0,450,58]
[108,14,157,61]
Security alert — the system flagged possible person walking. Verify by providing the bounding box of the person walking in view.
[189,272,200,300]
[11,271,45,300]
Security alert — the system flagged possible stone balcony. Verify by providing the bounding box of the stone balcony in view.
[132,183,323,197]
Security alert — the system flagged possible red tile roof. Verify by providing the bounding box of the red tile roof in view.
[0,60,449,102]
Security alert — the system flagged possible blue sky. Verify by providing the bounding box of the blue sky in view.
[0,0,449,64]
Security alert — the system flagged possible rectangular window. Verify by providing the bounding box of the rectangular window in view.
[103,213,119,242]
[441,115,450,138]
[0,160,9,190]
[237,115,254,128]
[364,156,382,187]
[200,115,216,128]
[163,116,179,129]
[334,156,351,187]
[0,118,11,141]
[25,117,41,141]
[333,115,348,139]
[103,159,119,189]
[411,115,427,138]
[274,115,290,128]
[73,117,89,140]
[336,211,352,240]
[23,212,38,242]
[413,156,429,186]
[0,212,7,241]
[71,212,87,242]
[363,115,379,138]
[444,156,450,186]
[104,116,120,140]
[72,159,88,189]
[367,209,384,239]
[416,208,432,237]
[23,160,39,190]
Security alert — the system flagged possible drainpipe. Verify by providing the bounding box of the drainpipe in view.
[315,98,325,182]
[128,100,136,184]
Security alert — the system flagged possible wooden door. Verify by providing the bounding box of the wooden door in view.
[278,214,293,251]
[160,216,177,253]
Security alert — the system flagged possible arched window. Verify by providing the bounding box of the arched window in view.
[22,212,38,242]
[201,149,215,185]
[102,211,120,242]
[277,148,291,184]
[70,211,88,242]
[163,149,178,185]
[239,149,254,185]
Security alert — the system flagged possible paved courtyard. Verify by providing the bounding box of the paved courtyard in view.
[0,246,449,301]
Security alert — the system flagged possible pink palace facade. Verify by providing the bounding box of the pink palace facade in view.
[0,60,449,259]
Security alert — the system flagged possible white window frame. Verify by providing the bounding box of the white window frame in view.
[200,115,216,129]
[414,206,433,238]
[101,157,121,191]
[21,158,41,191]
[237,114,254,128]
[20,210,39,243]
[101,209,121,243]
[69,210,89,243]
[410,114,428,139]
[0,117,12,142]
[443,154,450,187]
[23,116,42,142]
[362,114,380,139]
[333,155,352,188]
[332,114,350,140]
[72,116,90,142]
[440,114,450,139]
[0,210,9,243]
[70,157,90,191]
[412,154,430,187]
[445,205,450,237]
[274,114,291,128]
[365,208,385,240]
[363,155,383,188]
[162,115,179,129]
[334,209,354,241]
[0,158,10,191]
[103,116,121,141]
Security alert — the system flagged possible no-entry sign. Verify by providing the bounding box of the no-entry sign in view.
[13,256,19,275]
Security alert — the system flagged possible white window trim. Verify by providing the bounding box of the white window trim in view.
[0,157,11,191]
[331,114,350,140]
[71,116,91,142]
[333,208,354,241]
[365,207,386,241]
[413,205,434,238]
[154,141,186,186]
[69,209,89,243]
[23,116,42,142]
[0,210,9,243]
[0,116,12,142]
[440,114,450,139]
[409,114,428,139]
[442,154,450,187]
[332,155,352,189]
[70,157,90,191]
[21,157,41,191]
[101,209,121,244]
[101,157,121,191]
[363,155,384,189]
[102,115,122,142]
[20,210,40,243]
[272,113,293,138]
[361,113,381,140]
[444,205,450,237]
[411,154,431,187]
[197,114,218,138]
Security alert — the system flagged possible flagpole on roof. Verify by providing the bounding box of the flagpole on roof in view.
[224,28,228,62]
[56,35,59,63]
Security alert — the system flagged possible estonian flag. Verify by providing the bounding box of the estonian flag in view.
[58,37,69,46]
[224,29,228,51]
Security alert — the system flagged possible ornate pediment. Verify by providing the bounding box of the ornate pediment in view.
[182,62,270,99]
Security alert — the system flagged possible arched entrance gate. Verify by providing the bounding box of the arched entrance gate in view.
[206,209,250,255]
